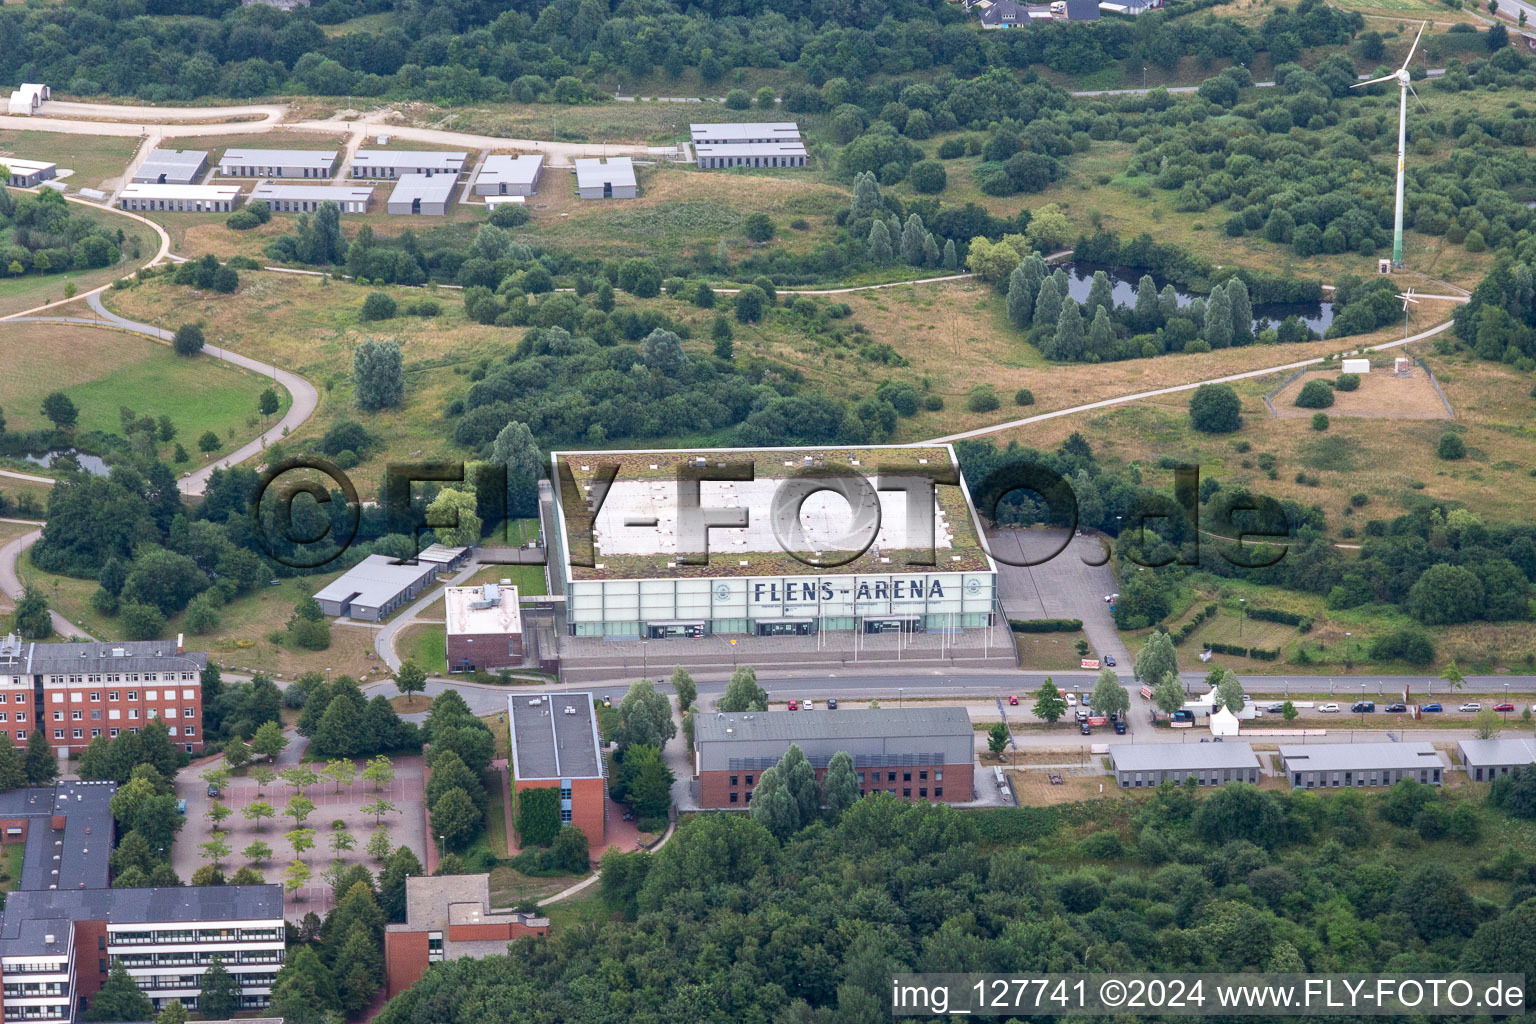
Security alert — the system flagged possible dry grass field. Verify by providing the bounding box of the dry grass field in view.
[0,130,140,192]
[1271,366,1451,420]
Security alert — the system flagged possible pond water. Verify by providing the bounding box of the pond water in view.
[22,449,109,477]
[1062,263,1334,334]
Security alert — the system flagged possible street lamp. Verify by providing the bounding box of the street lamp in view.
[1238,598,1246,638]
[1505,682,1510,718]
[641,640,649,680]
[898,688,904,708]
[1345,631,1352,672]
[437,834,446,863]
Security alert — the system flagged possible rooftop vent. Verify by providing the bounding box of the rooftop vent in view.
[44,934,54,945]
[111,648,125,658]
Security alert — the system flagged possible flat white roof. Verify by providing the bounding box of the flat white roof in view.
[1458,737,1536,767]
[696,142,808,158]
[445,583,523,638]
[119,183,241,200]
[313,554,430,608]
[388,173,456,203]
[484,195,525,206]
[1,159,55,174]
[352,150,466,171]
[1111,742,1259,772]
[139,148,207,172]
[1279,742,1444,773]
[250,184,374,202]
[221,148,338,165]
[690,122,800,142]
[477,154,543,187]
[416,544,468,565]
[573,157,635,190]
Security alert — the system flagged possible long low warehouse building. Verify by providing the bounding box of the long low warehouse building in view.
[573,157,636,199]
[313,554,439,621]
[696,142,807,169]
[690,122,801,145]
[1458,737,1536,781]
[249,183,373,213]
[474,154,543,196]
[1280,742,1445,789]
[693,707,975,807]
[387,173,455,215]
[118,183,240,212]
[351,150,466,179]
[133,148,208,185]
[2,158,56,188]
[219,149,338,178]
[1109,742,1261,788]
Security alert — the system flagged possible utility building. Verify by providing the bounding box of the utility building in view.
[312,554,437,621]
[573,157,636,199]
[445,583,523,673]
[695,142,807,169]
[508,693,606,846]
[6,84,47,115]
[386,173,455,215]
[690,123,801,146]
[693,707,975,807]
[3,159,57,188]
[218,148,338,178]
[474,154,544,196]
[1458,737,1536,782]
[248,183,373,213]
[117,183,240,212]
[133,149,208,185]
[351,150,466,179]
[1280,742,1445,789]
[1109,742,1261,788]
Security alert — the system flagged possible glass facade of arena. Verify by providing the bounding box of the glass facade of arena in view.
[566,572,996,637]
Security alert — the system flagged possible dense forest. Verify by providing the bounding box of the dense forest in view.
[369,778,1536,1024]
[0,185,134,278]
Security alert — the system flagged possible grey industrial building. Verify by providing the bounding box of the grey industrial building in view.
[1279,742,1445,789]
[573,157,636,199]
[116,183,240,212]
[0,781,286,1020]
[474,154,544,196]
[249,183,373,213]
[1458,737,1536,781]
[1109,742,1262,788]
[133,149,208,185]
[695,142,807,169]
[690,123,802,145]
[312,553,438,621]
[351,150,466,179]
[693,708,976,806]
[3,158,57,188]
[387,173,455,215]
[218,148,338,178]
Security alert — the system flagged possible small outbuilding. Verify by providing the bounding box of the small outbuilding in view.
[134,149,209,185]
[2,159,56,188]
[1458,737,1536,782]
[445,582,523,673]
[387,173,455,215]
[312,554,438,621]
[1279,742,1444,789]
[573,157,636,199]
[6,84,48,116]
[1109,741,1260,788]
[474,154,544,196]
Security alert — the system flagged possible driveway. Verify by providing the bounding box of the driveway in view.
[988,527,1129,667]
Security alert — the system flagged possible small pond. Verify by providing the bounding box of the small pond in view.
[22,449,109,477]
[1062,263,1334,334]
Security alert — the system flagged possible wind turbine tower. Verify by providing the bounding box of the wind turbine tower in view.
[1352,21,1428,270]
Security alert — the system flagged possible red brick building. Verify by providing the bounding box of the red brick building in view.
[384,874,548,998]
[0,635,207,755]
[508,693,606,848]
[692,707,976,809]
[444,582,523,673]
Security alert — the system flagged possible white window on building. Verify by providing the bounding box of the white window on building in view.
[70,691,83,702]
[108,691,119,702]
[129,710,138,720]
[184,708,194,719]
[90,692,100,702]
[109,729,119,738]
[182,689,195,700]
[146,691,157,701]
[165,708,177,719]
[168,727,178,737]
[15,730,25,740]
[52,729,63,739]
[147,709,157,719]
[72,729,82,739]
[185,726,196,737]
[109,710,120,720]
[51,692,63,703]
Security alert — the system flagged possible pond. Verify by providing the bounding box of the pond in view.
[22,449,109,477]
[1063,263,1334,334]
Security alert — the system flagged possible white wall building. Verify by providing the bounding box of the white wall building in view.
[573,157,636,199]
[474,154,543,196]
[117,183,240,212]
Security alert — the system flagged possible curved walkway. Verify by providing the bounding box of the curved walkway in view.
[0,528,88,638]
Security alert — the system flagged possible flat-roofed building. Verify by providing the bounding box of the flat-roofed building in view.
[248,183,373,214]
[6,84,48,116]
[1109,742,1261,788]
[312,554,437,621]
[690,123,801,145]
[445,583,522,673]
[133,149,209,185]
[415,543,470,573]
[117,183,240,212]
[351,150,466,179]
[386,173,455,215]
[218,148,338,178]
[2,158,57,188]
[474,154,544,196]
[693,707,975,808]
[1458,737,1536,781]
[383,874,548,998]
[1280,742,1445,789]
[508,693,605,845]
[696,141,808,169]
[573,157,636,199]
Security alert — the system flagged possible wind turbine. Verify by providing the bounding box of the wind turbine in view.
[1396,287,1419,341]
[1352,21,1428,270]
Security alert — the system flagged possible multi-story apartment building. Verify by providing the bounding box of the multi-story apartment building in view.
[0,782,284,1022]
[0,635,207,756]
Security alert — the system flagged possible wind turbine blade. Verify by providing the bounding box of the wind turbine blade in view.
[1351,75,1398,88]
[1407,80,1428,115]
[1402,21,1426,69]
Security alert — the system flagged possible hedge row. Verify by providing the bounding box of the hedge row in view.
[1169,603,1220,646]
[1009,618,1083,633]
[1204,641,1281,661]
[1246,607,1314,633]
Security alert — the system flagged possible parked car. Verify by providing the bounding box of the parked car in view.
[1112,719,1127,734]
[1352,701,1375,713]
[1265,702,1287,713]
[1493,702,1515,712]
[787,699,799,711]
[601,695,611,708]
[206,784,220,797]
[827,698,838,709]
[803,699,816,710]
[1079,722,1092,735]
[1074,709,1089,723]
[176,798,187,815]
[1459,702,1482,712]
[1385,703,1408,713]
[1064,693,1078,706]
[1421,703,1443,713]
[1171,709,1195,723]
[1103,654,1116,667]
[1008,695,1019,706]
[1318,703,1340,713]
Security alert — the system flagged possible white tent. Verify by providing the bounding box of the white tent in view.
[1210,705,1240,736]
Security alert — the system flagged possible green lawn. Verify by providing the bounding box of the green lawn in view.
[0,207,156,317]
[0,840,23,893]
[0,130,141,192]
[395,623,446,674]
